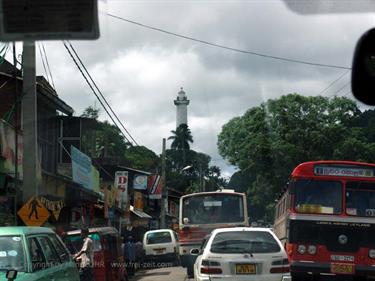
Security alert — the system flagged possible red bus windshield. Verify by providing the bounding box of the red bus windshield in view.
[182,194,244,224]
[346,182,375,217]
[294,180,342,214]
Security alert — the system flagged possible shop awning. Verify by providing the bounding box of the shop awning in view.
[130,205,152,219]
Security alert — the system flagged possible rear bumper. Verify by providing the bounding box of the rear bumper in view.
[291,261,375,276]
[196,274,290,281]
[145,253,177,261]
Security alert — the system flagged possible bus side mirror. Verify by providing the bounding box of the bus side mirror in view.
[6,270,17,280]
[352,28,375,105]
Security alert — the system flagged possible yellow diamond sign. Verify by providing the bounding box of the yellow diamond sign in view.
[18,197,50,226]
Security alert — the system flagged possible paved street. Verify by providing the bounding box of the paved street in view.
[131,266,191,281]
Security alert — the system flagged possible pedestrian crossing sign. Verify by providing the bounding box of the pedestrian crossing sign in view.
[18,197,50,226]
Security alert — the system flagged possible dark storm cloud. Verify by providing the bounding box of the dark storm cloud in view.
[30,0,374,175]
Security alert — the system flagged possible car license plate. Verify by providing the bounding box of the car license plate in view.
[235,264,256,274]
[331,263,355,275]
[154,248,165,254]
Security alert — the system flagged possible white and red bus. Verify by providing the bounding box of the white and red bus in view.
[178,189,249,277]
[274,161,375,280]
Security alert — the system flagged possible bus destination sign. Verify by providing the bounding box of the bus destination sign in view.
[314,165,374,178]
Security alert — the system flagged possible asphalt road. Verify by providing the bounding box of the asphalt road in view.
[130,266,191,281]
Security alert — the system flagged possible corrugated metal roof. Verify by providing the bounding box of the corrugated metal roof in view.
[130,205,152,219]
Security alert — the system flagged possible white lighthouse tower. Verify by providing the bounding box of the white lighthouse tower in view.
[174,87,190,128]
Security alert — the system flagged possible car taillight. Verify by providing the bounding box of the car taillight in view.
[201,260,221,266]
[272,258,289,266]
[369,249,375,258]
[201,260,222,274]
[201,267,223,274]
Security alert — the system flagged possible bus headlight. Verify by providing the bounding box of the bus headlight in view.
[308,245,317,255]
[297,245,306,254]
[369,249,375,258]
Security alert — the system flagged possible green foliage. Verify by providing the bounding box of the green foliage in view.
[218,93,372,222]
[168,124,194,150]
[125,146,160,171]
[81,106,100,119]
[166,149,226,193]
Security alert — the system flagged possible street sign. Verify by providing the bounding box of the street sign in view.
[0,0,100,41]
[17,197,50,226]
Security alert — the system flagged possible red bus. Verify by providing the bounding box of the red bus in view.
[274,161,375,280]
[178,189,249,278]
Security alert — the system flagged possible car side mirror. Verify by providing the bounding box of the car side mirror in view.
[6,270,17,280]
[352,28,375,105]
[190,248,201,255]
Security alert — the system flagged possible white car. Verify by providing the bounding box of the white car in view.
[143,229,179,264]
[192,227,291,281]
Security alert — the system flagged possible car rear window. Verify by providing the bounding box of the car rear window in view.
[146,232,172,244]
[210,231,281,254]
[63,233,102,254]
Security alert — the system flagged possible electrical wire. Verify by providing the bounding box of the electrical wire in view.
[41,43,55,89]
[331,81,351,97]
[319,70,350,96]
[107,13,351,70]
[67,41,139,146]
[38,43,50,84]
[62,41,135,146]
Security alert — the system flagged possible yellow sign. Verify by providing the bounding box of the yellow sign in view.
[18,197,50,226]
[134,191,144,211]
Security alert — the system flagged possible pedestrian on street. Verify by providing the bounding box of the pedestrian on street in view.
[124,236,136,276]
[73,228,94,281]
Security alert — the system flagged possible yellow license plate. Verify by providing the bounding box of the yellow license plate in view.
[331,263,355,275]
[235,264,256,274]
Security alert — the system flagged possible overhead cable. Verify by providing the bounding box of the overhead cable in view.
[107,13,351,70]
[62,41,135,146]
[67,41,139,146]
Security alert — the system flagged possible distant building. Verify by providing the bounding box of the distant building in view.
[174,87,189,128]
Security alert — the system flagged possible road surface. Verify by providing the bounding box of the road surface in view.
[130,266,191,281]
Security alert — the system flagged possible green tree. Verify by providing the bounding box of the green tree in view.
[168,124,194,150]
[218,94,368,222]
[168,124,194,165]
[125,146,160,171]
[81,106,100,119]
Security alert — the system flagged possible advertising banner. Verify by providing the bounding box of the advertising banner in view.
[114,171,128,210]
[147,174,162,199]
[133,174,148,190]
[134,191,144,211]
[71,146,92,190]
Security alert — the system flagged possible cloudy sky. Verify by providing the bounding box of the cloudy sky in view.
[7,1,375,178]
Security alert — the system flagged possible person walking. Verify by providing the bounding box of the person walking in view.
[73,228,94,281]
[124,236,136,276]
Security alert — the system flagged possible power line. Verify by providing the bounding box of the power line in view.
[67,41,139,146]
[37,43,50,83]
[319,70,350,96]
[107,13,351,70]
[331,81,351,97]
[62,41,135,146]
[41,43,55,89]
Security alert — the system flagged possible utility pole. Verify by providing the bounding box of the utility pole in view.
[13,42,19,225]
[22,41,39,202]
[160,138,166,229]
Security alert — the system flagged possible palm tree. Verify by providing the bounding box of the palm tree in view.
[168,124,193,164]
